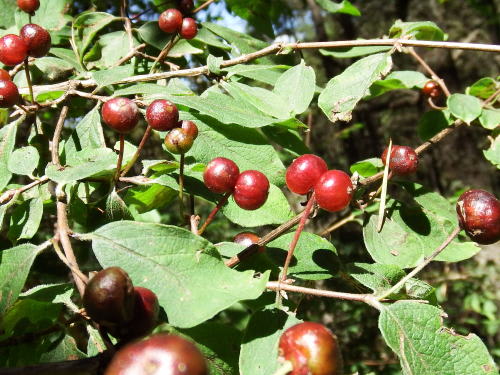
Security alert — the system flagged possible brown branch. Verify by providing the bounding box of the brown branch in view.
[120,125,153,177]
[51,106,69,168]
[193,0,218,13]
[0,176,49,204]
[320,213,356,236]
[113,43,146,67]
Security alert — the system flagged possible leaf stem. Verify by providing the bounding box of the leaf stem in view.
[51,105,69,168]
[377,226,461,301]
[114,134,125,184]
[377,139,392,232]
[120,125,152,177]
[23,58,35,105]
[178,152,186,223]
[198,193,230,235]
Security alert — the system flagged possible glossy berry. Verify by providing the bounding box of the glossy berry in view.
[422,80,442,99]
[164,127,194,154]
[146,99,179,131]
[158,8,183,34]
[178,120,199,139]
[286,154,328,195]
[180,18,198,39]
[110,287,160,340]
[278,322,343,375]
[0,69,10,81]
[0,80,19,108]
[104,333,208,375]
[83,267,135,328]
[17,0,40,13]
[314,170,353,212]
[203,157,240,194]
[456,189,500,245]
[233,232,265,253]
[102,97,139,134]
[20,23,51,58]
[381,145,419,175]
[233,170,270,210]
[0,34,28,66]
[178,0,194,14]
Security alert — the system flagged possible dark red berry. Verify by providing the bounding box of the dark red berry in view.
[0,34,28,66]
[104,333,208,375]
[0,80,19,108]
[233,232,265,253]
[0,68,10,81]
[381,145,419,175]
[146,99,179,131]
[286,154,328,195]
[158,8,183,34]
[278,322,343,375]
[83,267,135,328]
[422,80,442,99]
[178,0,194,14]
[203,157,240,194]
[178,120,198,139]
[17,0,40,13]
[180,18,198,39]
[233,170,270,210]
[102,97,139,134]
[110,287,160,341]
[314,170,353,212]
[20,23,51,58]
[456,189,500,245]
[164,127,194,154]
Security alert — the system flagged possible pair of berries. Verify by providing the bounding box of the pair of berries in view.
[0,24,51,66]
[203,157,270,210]
[159,9,198,40]
[286,154,353,212]
[83,267,159,341]
[278,322,343,375]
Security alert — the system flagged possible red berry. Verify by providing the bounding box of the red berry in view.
[110,287,160,341]
[104,333,208,375]
[314,170,353,212]
[0,34,28,66]
[381,145,419,175]
[102,98,139,134]
[146,99,179,131]
[233,232,265,253]
[180,18,198,39]
[17,0,40,13]
[233,170,270,210]
[178,0,194,14]
[0,80,19,108]
[278,322,343,375]
[164,127,194,154]
[158,8,183,34]
[20,23,51,58]
[83,267,135,328]
[286,154,328,195]
[178,120,198,139]
[0,68,10,81]
[422,80,442,99]
[203,157,240,194]
[456,189,500,245]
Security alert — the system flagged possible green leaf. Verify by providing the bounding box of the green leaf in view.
[389,20,445,41]
[0,0,17,29]
[223,64,290,85]
[124,184,177,213]
[92,64,134,87]
[320,45,391,58]
[33,57,74,82]
[417,110,453,141]
[90,221,269,328]
[369,71,429,97]
[50,47,85,72]
[64,105,105,156]
[467,77,497,99]
[483,136,500,168]
[14,0,71,31]
[319,53,392,122]
[447,94,482,124]
[7,146,39,176]
[0,119,18,190]
[273,60,316,115]
[315,0,360,15]
[105,189,133,221]
[0,243,45,315]
[267,232,339,280]
[350,158,383,177]
[479,109,500,130]
[240,309,302,375]
[349,263,405,293]
[193,27,231,51]
[8,197,44,242]
[207,54,223,75]
[379,301,498,374]
[94,31,138,68]
[138,21,172,50]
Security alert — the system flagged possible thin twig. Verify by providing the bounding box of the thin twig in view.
[113,43,146,67]
[377,139,392,232]
[193,0,218,13]
[120,0,134,51]
[121,125,152,177]
[114,135,125,183]
[320,213,356,236]
[51,106,69,168]
[0,176,49,204]
[377,226,461,300]
[51,238,89,284]
[407,47,451,97]
[150,35,180,73]
[23,58,36,105]
[197,193,230,235]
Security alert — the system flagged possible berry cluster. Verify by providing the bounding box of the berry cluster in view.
[286,154,353,212]
[0,0,51,107]
[203,157,270,210]
[83,267,159,341]
[158,0,198,40]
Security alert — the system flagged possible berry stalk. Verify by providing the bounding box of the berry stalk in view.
[198,192,230,235]
[114,134,125,184]
[178,152,186,223]
[120,125,152,177]
[23,58,35,105]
